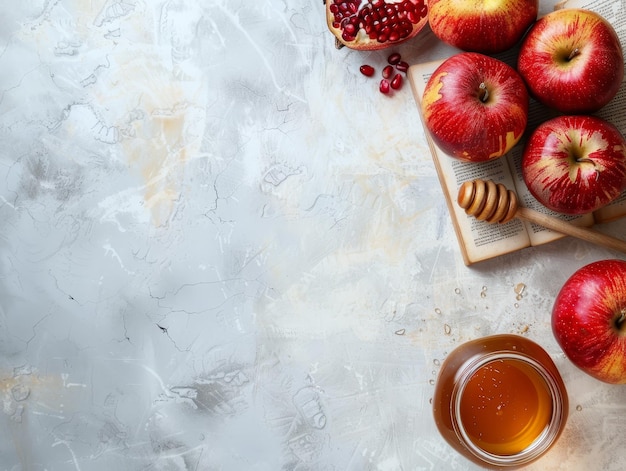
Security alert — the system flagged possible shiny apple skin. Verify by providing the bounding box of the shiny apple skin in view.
[421,52,529,163]
[518,8,624,114]
[428,0,538,54]
[522,115,626,215]
[552,259,626,384]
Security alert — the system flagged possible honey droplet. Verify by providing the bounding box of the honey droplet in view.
[514,283,526,301]
[444,324,452,335]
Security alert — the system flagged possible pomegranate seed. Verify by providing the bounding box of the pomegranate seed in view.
[396,61,409,73]
[391,73,403,90]
[379,79,390,94]
[360,64,375,77]
[387,52,401,65]
[342,30,356,41]
[382,65,393,79]
[344,23,357,36]
[332,0,427,46]
[398,20,411,35]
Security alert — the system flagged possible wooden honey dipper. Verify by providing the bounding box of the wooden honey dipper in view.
[457,179,626,255]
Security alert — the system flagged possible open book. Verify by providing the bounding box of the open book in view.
[407,0,626,265]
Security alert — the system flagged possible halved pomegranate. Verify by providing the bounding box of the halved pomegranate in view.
[325,0,429,50]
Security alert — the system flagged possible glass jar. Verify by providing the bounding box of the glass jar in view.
[433,334,568,469]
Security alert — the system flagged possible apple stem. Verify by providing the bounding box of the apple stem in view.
[617,309,626,332]
[478,83,489,103]
[567,48,580,61]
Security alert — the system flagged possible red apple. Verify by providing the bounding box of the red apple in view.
[552,259,626,384]
[421,52,529,163]
[518,8,624,114]
[522,115,626,215]
[325,0,429,50]
[428,0,538,54]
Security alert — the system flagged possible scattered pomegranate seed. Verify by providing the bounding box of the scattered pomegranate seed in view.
[360,53,407,95]
[379,79,390,94]
[391,73,403,90]
[387,52,401,65]
[360,64,375,77]
[396,61,409,73]
[382,65,394,79]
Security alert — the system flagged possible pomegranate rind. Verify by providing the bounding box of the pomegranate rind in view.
[326,0,429,51]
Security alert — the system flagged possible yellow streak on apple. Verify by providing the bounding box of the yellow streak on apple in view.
[596,345,626,384]
[431,0,508,16]
[490,130,520,159]
[422,71,447,114]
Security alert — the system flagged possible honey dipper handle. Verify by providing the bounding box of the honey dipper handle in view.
[516,207,626,255]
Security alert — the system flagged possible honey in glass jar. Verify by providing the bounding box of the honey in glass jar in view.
[433,334,568,469]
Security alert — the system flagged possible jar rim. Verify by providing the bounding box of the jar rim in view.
[450,352,566,467]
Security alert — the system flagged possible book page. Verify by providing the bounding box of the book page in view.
[433,139,531,265]
[408,63,531,265]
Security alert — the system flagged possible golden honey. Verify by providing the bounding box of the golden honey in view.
[433,335,568,469]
